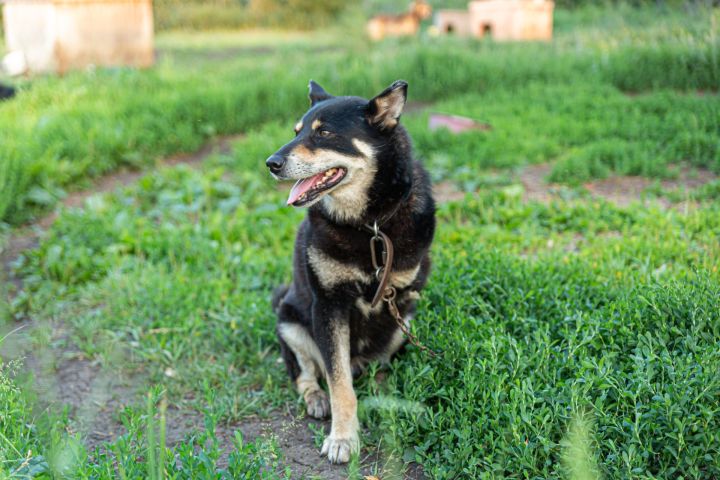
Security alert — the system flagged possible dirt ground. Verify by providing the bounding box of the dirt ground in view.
[6,323,416,478]
[519,162,717,206]
[12,328,396,478]
[1,133,715,478]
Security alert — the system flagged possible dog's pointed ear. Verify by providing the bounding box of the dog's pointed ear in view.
[309,80,332,106]
[367,80,408,130]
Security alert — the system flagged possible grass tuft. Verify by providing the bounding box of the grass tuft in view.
[562,414,602,480]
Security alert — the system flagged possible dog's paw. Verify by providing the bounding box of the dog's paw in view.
[304,389,330,419]
[320,433,359,464]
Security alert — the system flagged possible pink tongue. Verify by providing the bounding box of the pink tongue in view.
[287,172,327,205]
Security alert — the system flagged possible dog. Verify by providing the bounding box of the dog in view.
[266,80,436,463]
[367,1,433,41]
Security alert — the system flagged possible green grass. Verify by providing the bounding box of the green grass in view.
[5,137,720,478]
[407,85,719,185]
[0,359,43,476]
[0,6,717,224]
[2,5,720,479]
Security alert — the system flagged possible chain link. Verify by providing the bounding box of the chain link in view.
[383,286,438,357]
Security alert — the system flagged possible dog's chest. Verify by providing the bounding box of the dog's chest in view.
[307,243,421,293]
[307,240,421,362]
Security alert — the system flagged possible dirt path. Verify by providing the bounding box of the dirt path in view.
[518,162,716,206]
[1,135,242,293]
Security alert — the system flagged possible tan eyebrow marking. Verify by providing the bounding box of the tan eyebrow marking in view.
[290,144,312,159]
[312,119,322,130]
[294,121,303,133]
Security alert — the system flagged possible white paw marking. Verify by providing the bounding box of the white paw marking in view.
[320,433,360,464]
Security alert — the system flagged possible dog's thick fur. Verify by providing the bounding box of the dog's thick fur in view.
[267,80,435,463]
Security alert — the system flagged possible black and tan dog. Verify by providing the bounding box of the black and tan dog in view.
[266,80,435,463]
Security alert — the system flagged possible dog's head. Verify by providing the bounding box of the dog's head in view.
[410,0,432,20]
[266,80,408,219]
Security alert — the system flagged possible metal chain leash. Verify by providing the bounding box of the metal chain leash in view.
[366,221,439,358]
[382,285,439,358]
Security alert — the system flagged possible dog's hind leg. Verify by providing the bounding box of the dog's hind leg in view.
[277,320,330,419]
[277,333,301,381]
[271,284,290,314]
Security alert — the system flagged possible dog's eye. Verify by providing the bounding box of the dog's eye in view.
[318,129,332,138]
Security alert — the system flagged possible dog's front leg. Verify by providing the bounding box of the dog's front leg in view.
[312,302,359,463]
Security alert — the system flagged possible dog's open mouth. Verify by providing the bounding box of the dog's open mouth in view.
[287,167,347,206]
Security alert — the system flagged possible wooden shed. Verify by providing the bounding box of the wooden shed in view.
[435,0,553,41]
[2,0,154,74]
[468,0,553,41]
[434,9,472,36]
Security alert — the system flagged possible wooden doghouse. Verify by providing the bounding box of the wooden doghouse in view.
[469,0,553,41]
[434,9,471,36]
[435,0,553,41]
[2,0,154,74]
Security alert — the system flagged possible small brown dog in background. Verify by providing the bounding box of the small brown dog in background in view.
[367,1,432,41]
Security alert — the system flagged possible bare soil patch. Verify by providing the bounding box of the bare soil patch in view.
[433,180,467,203]
[221,415,423,479]
[26,343,139,448]
[430,162,717,207]
[161,409,424,479]
[583,165,717,207]
[519,163,556,202]
[518,162,717,206]
[14,331,395,478]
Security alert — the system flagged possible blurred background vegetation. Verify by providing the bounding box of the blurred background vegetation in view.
[0,1,717,225]
[149,0,718,30]
[1,0,718,33]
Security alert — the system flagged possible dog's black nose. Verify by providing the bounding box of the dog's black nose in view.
[266,154,285,173]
